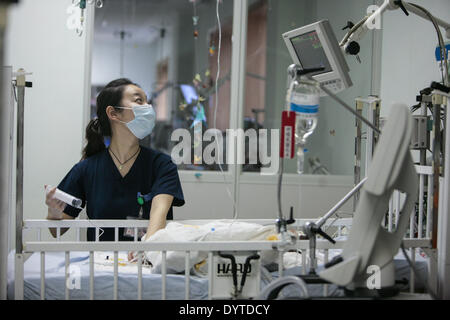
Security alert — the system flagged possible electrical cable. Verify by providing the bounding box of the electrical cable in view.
[341,2,449,85]
[86,213,105,240]
[407,2,448,86]
[339,16,369,47]
[193,0,199,80]
[256,275,310,300]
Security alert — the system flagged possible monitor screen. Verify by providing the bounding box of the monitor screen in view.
[290,30,333,76]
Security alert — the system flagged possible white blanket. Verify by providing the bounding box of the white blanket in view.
[93,252,153,274]
[143,220,280,274]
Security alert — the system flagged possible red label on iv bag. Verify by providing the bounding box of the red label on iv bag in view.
[280,111,295,159]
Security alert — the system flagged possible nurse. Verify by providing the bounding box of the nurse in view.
[44,78,184,246]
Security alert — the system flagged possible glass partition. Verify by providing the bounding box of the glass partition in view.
[242,0,376,175]
[91,0,234,171]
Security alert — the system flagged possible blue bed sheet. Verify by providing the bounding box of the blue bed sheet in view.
[7,250,428,300]
[7,251,208,300]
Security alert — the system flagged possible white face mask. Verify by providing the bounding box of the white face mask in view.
[115,104,156,139]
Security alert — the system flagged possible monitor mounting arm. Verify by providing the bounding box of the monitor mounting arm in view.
[341,0,450,85]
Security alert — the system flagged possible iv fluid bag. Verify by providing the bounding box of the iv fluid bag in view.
[289,82,319,174]
[290,91,319,144]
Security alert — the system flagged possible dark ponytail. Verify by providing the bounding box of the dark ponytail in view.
[82,78,139,159]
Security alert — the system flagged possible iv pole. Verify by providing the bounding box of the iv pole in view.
[0,0,20,301]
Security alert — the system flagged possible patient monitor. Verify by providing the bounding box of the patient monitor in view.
[319,104,418,295]
[282,20,352,95]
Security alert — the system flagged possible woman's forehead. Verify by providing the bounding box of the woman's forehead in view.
[123,84,147,100]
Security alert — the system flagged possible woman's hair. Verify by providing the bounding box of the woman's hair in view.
[82,78,139,159]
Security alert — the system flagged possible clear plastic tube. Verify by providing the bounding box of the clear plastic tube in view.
[46,185,82,209]
[296,146,305,174]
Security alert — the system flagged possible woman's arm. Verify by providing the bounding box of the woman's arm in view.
[45,185,75,237]
[47,212,75,238]
[144,194,174,240]
[128,194,174,261]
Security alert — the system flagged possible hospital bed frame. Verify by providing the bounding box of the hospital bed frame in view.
[12,165,435,300]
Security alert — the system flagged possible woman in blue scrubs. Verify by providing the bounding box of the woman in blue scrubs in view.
[45,78,184,246]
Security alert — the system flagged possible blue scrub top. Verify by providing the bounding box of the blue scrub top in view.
[57,146,185,241]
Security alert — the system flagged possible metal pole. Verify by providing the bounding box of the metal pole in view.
[316,177,368,229]
[318,83,381,135]
[439,91,450,299]
[230,0,248,219]
[13,69,29,301]
[365,102,374,175]
[432,101,441,249]
[308,236,316,274]
[420,102,428,165]
[354,100,363,211]
[0,5,11,300]
[15,71,25,255]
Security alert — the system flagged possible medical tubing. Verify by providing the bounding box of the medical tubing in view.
[218,252,238,290]
[257,276,310,300]
[277,159,284,221]
[285,78,296,112]
[213,0,238,220]
[239,253,260,292]
[407,2,448,86]
[339,16,369,47]
[278,74,295,221]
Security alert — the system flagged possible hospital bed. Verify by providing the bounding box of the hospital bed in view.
[9,190,435,301]
[9,100,436,300]
[8,68,438,301]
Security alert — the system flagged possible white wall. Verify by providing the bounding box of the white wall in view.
[91,40,157,93]
[91,21,179,118]
[379,0,450,299]
[175,172,353,220]
[5,0,90,246]
[152,21,178,121]
[308,0,375,176]
[380,0,450,117]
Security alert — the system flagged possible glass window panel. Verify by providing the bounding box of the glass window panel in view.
[91,0,234,171]
[242,0,375,175]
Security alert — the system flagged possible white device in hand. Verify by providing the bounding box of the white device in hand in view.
[46,185,83,209]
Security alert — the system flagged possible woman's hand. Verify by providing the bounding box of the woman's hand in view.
[45,185,75,238]
[141,233,150,242]
[127,233,150,262]
[126,194,172,262]
[128,251,137,262]
[45,185,66,220]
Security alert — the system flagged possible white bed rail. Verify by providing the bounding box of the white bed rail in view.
[13,166,435,300]
[385,165,435,293]
[13,218,432,300]
[385,165,434,239]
